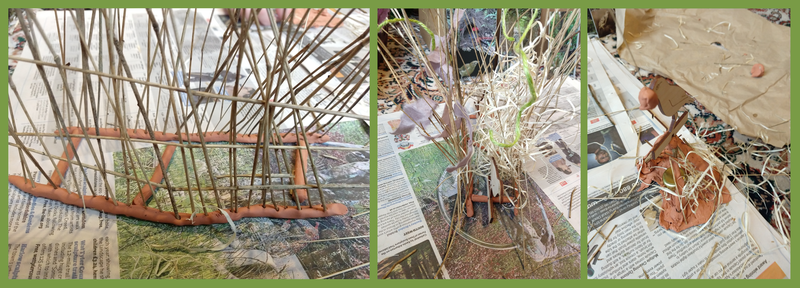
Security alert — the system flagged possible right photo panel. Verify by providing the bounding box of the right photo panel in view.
[586,9,790,279]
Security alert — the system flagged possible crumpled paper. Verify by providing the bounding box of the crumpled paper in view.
[619,9,790,146]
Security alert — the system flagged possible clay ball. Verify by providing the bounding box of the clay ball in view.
[638,86,659,110]
[751,63,765,78]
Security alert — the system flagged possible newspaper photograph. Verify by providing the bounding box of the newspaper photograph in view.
[586,127,626,169]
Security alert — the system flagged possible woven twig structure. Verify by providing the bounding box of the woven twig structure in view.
[8,8,370,225]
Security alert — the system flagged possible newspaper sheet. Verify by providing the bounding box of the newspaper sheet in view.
[9,10,121,279]
[589,38,670,133]
[520,78,582,232]
[587,130,791,279]
[376,111,447,279]
[585,38,666,206]
[586,38,790,279]
[8,170,120,279]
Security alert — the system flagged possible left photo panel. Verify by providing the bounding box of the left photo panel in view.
[8,8,370,279]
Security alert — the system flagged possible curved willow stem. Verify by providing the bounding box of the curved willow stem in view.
[489,9,540,148]
[377,18,435,51]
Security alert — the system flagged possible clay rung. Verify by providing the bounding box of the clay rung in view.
[9,127,342,224]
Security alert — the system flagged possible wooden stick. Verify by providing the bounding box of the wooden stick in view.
[381,249,417,279]
[588,210,617,243]
[588,84,615,126]
[568,187,576,218]
[587,224,617,265]
[317,262,370,279]
[697,242,719,279]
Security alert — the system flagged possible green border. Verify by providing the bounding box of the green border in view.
[581,8,588,281]
[1,1,798,285]
[370,7,378,280]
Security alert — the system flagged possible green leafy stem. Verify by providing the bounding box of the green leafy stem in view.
[488,8,540,148]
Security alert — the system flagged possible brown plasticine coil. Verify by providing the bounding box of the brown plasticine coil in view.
[637,134,731,232]
[49,135,84,187]
[9,175,347,224]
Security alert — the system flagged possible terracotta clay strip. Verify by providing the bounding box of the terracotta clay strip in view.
[49,135,84,187]
[132,145,177,206]
[471,194,515,204]
[57,127,331,144]
[292,137,309,203]
[9,175,348,223]
[462,143,521,216]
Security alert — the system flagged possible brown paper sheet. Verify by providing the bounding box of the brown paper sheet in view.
[619,9,790,146]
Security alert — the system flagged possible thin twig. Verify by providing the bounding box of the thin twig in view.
[381,249,417,279]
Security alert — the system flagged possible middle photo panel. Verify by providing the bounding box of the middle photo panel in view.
[376,8,581,279]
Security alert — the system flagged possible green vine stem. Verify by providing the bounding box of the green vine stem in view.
[489,9,540,148]
[377,18,436,51]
